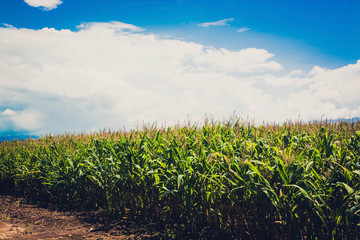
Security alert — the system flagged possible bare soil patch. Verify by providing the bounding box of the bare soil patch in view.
[0,195,160,240]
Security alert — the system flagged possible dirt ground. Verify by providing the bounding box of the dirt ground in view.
[0,195,161,240]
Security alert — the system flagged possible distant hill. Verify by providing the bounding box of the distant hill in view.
[327,117,360,123]
[0,131,38,142]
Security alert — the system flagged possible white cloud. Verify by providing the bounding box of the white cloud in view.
[197,18,234,27]
[77,21,145,33]
[13,110,42,131]
[0,22,359,135]
[24,0,63,11]
[190,48,282,72]
[2,24,16,29]
[262,70,311,87]
[2,109,16,115]
[261,61,360,120]
[0,108,41,132]
[237,27,250,33]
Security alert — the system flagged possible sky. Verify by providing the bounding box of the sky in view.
[0,0,359,139]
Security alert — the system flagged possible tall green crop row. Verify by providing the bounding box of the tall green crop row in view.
[0,120,359,239]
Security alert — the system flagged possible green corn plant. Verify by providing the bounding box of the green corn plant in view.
[0,119,359,239]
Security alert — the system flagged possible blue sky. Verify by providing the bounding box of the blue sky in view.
[0,0,359,139]
[1,0,359,68]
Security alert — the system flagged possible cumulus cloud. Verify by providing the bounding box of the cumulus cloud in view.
[24,0,63,11]
[0,108,41,133]
[197,18,234,27]
[0,22,359,136]
[237,27,250,33]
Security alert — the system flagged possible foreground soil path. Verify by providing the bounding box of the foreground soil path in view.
[0,195,159,240]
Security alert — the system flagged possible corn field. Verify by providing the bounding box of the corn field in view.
[0,119,359,239]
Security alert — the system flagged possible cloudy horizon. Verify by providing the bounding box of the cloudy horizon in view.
[0,0,359,138]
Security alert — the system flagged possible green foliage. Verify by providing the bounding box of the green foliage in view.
[0,120,359,239]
